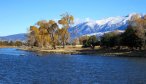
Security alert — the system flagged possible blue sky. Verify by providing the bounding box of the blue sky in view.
[0,0,146,36]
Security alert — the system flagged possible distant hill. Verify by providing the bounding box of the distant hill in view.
[0,33,27,42]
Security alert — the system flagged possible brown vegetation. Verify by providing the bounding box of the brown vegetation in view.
[27,13,74,49]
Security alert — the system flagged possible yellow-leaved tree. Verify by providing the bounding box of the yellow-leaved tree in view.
[37,20,50,48]
[58,13,74,48]
[28,26,40,47]
[47,20,59,49]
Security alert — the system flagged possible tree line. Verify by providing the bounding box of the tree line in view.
[80,14,146,50]
[27,13,74,49]
[0,41,23,46]
[100,14,146,50]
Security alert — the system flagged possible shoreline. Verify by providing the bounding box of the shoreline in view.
[1,46,146,57]
[17,46,146,57]
[0,46,18,48]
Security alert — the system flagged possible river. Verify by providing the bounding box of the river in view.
[0,48,146,84]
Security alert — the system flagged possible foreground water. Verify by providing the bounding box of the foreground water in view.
[0,48,146,84]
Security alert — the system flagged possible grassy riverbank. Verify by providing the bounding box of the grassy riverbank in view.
[1,45,145,57]
[17,45,146,57]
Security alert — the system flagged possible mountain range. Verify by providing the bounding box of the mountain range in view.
[0,33,27,42]
[0,13,143,42]
[69,13,142,38]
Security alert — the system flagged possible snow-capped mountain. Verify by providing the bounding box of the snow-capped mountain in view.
[69,13,142,38]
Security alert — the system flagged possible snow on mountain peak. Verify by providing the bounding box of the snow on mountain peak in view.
[96,16,125,25]
[70,13,143,39]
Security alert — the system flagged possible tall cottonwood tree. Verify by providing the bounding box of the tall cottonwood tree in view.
[37,20,50,48]
[28,26,40,47]
[28,21,51,48]
[58,13,74,48]
[47,20,59,49]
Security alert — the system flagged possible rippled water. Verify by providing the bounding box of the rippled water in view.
[0,48,146,84]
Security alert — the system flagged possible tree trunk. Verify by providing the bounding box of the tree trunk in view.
[53,44,56,49]
[63,41,65,48]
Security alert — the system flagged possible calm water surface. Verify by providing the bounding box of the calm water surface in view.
[0,48,146,84]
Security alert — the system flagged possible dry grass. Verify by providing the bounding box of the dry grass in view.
[18,45,146,57]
